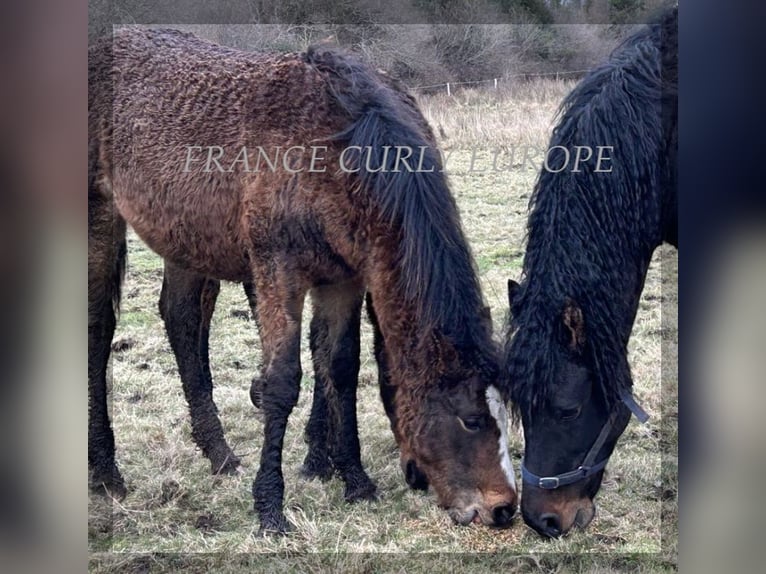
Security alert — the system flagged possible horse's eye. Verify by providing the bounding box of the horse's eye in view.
[458,416,483,433]
[559,406,582,421]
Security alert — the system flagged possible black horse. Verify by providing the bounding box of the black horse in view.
[504,6,677,538]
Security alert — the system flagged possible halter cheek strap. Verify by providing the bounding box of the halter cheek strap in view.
[520,390,649,490]
[619,389,649,423]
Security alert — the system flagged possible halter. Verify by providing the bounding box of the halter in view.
[520,389,649,490]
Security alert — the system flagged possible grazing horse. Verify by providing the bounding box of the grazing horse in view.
[226,282,426,489]
[504,7,677,538]
[89,28,517,534]
[249,290,432,489]
[266,290,491,492]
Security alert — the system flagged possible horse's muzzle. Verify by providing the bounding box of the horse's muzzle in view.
[448,502,516,527]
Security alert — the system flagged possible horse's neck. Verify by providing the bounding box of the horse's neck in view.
[363,222,485,383]
[364,264,443,383]
[545,237,657,347]
[370,293,433,380]
[610,244,659,346]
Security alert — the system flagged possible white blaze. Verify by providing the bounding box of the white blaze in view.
[485,385,517,491]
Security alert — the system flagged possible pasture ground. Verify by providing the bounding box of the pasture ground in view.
[89,79,678,572]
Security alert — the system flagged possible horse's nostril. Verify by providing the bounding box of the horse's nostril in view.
[539,513,562,537]
[491,504,516,526]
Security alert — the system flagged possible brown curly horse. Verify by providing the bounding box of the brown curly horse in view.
[89,28,516,534]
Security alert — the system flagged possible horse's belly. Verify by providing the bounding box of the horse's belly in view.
[114,179,251,282]
[133,223,250,282]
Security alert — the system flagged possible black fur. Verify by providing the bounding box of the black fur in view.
[159,263,241,475]
[87,191,127,498]
[505,7,678,416]
[304,46,491,353]
[305,291,378,501]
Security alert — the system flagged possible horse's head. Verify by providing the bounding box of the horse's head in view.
[395,339,518,528]
[506,279,645,538]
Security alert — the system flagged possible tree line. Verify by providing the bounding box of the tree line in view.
[91,0,675,86]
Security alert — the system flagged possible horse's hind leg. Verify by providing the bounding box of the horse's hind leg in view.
[159,262,240,475]
[242,281,267,409]
[88,192,127,499]
[311,283,377,502]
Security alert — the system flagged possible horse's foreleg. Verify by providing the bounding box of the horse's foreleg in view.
[248,279,335,482]
[365,293,396,434]
[159,262,240,475]
[242,281,267,409]
[366,293,428,491]
[312,284,377,503]
[251,275,305,535]
[299,313,334,481]
[88,193,127,499]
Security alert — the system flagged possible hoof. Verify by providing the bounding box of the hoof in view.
[89,469,127,501]
[344,479,378,503]
[256,514,292,536]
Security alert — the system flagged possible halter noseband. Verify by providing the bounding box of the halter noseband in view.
[520,390,649,490]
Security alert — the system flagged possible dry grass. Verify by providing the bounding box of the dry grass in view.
[89,79,677,572]
[417,79,572,149]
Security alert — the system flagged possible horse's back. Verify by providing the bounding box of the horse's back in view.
[89,28,346,281]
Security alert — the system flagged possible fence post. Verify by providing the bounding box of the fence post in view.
[446,82,451,96]
[494,78,498,89]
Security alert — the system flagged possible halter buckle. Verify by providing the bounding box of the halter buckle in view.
[538,476,560,489]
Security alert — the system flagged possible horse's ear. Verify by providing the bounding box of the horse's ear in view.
[562,299,586,351]
[507,279,520,308]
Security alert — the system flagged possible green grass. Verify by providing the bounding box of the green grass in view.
[89,79,678,571]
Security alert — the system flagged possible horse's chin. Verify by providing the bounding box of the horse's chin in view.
[574,504,596,529]
[447,507,479,526]
[447,504,499,526]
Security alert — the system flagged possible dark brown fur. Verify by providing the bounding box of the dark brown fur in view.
[88,28,516,533]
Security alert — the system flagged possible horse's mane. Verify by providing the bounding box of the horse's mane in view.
[304,45,496,373]
[505,7,678,414]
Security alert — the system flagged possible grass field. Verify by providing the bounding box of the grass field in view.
[89,79,678,572]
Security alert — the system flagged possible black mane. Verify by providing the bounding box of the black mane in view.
[504,7,678,414]
[305,45,495,366]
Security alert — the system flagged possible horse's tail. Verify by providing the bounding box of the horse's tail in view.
[88,84,127,320]
[112,231,127,316]
[88,33,127,318]
[304,46,484,338]
[88,189,127,322]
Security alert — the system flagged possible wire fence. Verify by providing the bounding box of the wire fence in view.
[407,68,590,95]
